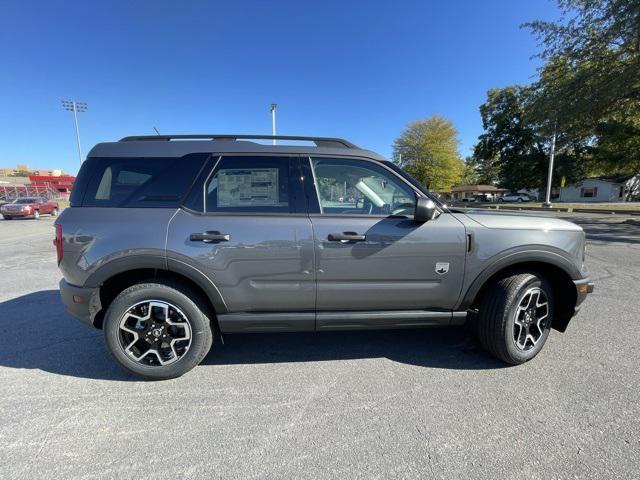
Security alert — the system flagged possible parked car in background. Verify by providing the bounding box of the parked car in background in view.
[1,197,59,219]
[498,193,531,203]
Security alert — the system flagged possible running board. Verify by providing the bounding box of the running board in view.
[218,311,467,333]
[316,310,466,330]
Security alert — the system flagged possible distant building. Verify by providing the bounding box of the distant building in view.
[0,167,75,200]
[28,174,75,197]
[450,184,508,202]
[0,164,68,177]
[559,175,639,203]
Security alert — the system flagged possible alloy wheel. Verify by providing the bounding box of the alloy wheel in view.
[118,300,192,366]
[513,287,549,351]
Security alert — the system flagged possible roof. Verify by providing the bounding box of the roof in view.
[451,184,507,193]
[87,134,386,161]
[582,174,637,184]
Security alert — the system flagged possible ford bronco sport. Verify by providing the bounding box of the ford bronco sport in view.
[56,134,594,379]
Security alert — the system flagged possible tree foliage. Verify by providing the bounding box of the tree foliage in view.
[473,86,588,194]
[472,0,639,197]
[525,0,640,176]
[525,0,639,119]
[392,116,464,191]
[460,157,480,185]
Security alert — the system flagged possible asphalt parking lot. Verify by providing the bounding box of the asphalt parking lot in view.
[0,212,639,479]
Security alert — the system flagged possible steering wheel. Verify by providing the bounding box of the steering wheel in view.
[391,202,415,216]
[344,199,374,215]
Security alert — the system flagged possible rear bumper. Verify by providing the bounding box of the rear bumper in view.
[59,279,102,328]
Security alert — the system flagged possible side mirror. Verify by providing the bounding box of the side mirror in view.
[414,197,438,222]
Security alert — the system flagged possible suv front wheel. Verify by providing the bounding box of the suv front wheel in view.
[103,281,214,379]
[475,272,553,364]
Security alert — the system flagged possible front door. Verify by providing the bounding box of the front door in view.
[306,157,466,319]
[166,155,316,331]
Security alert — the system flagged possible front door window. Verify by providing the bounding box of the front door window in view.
[310,158,416,216]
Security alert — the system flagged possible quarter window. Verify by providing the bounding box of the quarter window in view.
[82,154,206,207]
[310,158,416,216]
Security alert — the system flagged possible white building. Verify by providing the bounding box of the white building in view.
[559,175,639,202]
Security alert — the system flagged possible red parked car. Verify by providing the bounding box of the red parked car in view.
[1,197,59,220]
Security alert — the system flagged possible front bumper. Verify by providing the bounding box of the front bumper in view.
[574,278,595,307]
[2,212,33,217]
[59,279,102,328]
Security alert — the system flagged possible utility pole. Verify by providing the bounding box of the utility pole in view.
[543,125,557,208]
[270,103,277,145]
[61,100,87,164]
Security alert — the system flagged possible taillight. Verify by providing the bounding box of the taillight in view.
[54,224,63,265]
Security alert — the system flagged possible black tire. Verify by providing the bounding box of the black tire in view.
[517,198,523,202]
[475,272,553,365]
[498,198,504,203]
[3,216,11,220]
[103,280,214,380]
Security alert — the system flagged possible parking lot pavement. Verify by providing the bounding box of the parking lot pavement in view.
[0,214,639,479]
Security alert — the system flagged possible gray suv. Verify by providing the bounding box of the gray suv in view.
[56,135,594,379]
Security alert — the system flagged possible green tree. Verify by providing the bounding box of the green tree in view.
[460,157,480,185]
[473,87,547,192]
[525,0,640,176]
[392,116,464,191]
[525,0,639,122]
[472,87,587,195]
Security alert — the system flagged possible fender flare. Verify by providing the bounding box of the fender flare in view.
[85,254,228,314]
[457,247,582,310]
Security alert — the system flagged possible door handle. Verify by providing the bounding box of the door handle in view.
[328,232,366,242]
[190,231,230,243]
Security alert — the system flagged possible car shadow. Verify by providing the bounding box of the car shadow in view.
[0,290,506,381]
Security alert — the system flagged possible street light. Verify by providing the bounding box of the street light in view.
[543,124,557,208]
[270,103,277,145]
[61,100,87,164]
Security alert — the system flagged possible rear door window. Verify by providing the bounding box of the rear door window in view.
[188,156,304,214]
[81,154,207,207]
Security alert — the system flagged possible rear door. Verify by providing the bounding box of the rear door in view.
[166,155,316,331]
[305,157,466,324]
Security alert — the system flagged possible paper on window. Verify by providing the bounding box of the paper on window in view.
[217,168,279,207]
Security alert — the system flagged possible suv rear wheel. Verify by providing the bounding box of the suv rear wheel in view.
[103,281,214,379]
[475,272,553,364]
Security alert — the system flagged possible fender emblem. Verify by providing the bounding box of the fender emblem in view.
[435,262,450,275]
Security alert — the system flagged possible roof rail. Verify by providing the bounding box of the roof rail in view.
[119,134,358,149]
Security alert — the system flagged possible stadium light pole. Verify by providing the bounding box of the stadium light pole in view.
[270,103,277,145]
[61,100,87,164]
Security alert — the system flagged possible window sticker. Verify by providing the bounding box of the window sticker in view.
[217,168,280,207]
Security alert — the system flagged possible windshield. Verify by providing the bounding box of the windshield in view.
[13,198,37,204]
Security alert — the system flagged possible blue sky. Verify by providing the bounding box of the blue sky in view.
[0,0,559,174]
